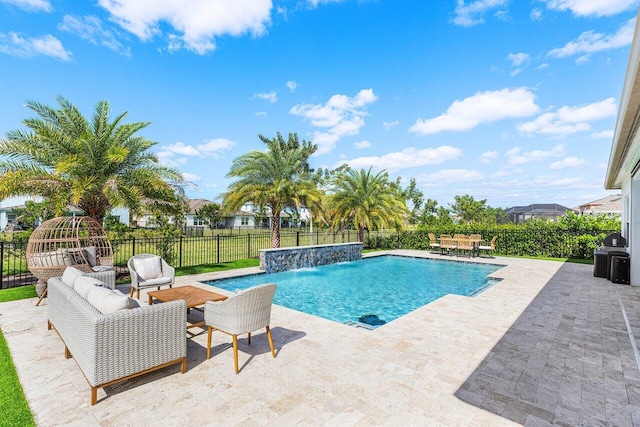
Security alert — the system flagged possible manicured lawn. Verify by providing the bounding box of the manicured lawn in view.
[175,259,259,276]
[0,286,37,303]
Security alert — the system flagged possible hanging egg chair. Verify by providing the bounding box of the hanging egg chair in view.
[26,216,114,286]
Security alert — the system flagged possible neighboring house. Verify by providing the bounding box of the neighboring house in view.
[577,194,622,216]
[503,204,576,225]
[0,197,129,231]
[606,13,640,286]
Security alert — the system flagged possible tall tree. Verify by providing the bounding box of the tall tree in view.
[450,194,488,223]
[0,97,184,224]
[222,132,322,248]
[196,202,222,229]
[329,167,408,242]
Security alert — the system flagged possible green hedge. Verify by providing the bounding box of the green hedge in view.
[364,227,617,259]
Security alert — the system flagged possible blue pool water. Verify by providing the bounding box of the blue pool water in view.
[205,255,502,328]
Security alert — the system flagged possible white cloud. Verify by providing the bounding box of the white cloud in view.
[354,140,371,149]
[452,0,508,27]
[182,172,201,182]
[505,145,565,166]
[508,52,530,67]
[59,15,130,55]
[549,156,588,170]
[307,0,345,8]
[161,138,235,160]
[97,0,272,54]
[517,98,616,136]
[341,146,462,172]
[254,91,278,103]
[197,138,236,156]
[0,0,50,12]
[591,129,614,139]
[383,121,399,130]
[286,80,298,92]
[290,88,378,155]
[255,111,267,117]
[530,8,542,20]
[548,17,635,58]
[0,32,72,60]
[416,169,484,187]
[164,142,200,156]
[543,0,639,17]
[409,87,539,135]
[538,63,550,70]
[479,150,498,164]
[156,151,187,167]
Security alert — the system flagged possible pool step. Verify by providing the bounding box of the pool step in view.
[343,320,376,330]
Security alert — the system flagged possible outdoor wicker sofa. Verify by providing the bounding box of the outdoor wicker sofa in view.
[47,267,187,405]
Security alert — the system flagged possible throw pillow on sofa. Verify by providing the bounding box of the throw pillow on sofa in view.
[132,256,163,280]
[86,286,137,314]
[61,266,86,288]
[74,276,109,299]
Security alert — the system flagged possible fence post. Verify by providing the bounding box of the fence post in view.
[316,230,319,245]
[347,230,350,242]
[179,235,183,268]
[217,235,220,264]
[247,234,251,259]
[296,231,300,247]
[132,237,136,256]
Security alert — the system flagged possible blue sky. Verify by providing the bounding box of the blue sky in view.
[0,0,638,210]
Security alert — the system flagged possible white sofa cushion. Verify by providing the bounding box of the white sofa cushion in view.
[74,276,107,299]
[86,286,134,314]
[61,266,85,288]
[133,256,163,280]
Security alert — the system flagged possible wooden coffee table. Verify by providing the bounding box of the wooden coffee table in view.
[148,285,227,329]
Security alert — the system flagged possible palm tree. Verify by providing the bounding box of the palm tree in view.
[0,97,184,225]
[222,132,322,248]
[329,167,408,242]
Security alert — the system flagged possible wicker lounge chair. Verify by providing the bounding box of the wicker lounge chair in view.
[128,254,175,299]
[204,283,277,373]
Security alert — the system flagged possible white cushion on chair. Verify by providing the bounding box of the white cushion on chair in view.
[61,266,85,288]
[87,286,134,314]
[133,256,163,280]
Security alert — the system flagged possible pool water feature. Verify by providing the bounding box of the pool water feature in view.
[205,255,503,328]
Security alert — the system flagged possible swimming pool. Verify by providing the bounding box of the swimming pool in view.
[205,255,502,328]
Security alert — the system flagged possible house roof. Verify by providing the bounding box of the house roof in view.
[504,204,575,214]
[606,13,640,189]
[187,198,217,214]
[577,194,622,213]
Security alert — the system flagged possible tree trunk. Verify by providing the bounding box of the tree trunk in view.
[357,227,364,243]
[271,213,281,248]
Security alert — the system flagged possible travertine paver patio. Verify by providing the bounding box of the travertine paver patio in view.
[1,250,640,425]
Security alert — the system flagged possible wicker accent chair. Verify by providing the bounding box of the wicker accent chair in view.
[127,254,175,299]
[428,233,440,251]
[478,236,498,257]
[204,283,277,373]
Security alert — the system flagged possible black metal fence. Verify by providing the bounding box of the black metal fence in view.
[0,228,617,289]
[0,230,364,289]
